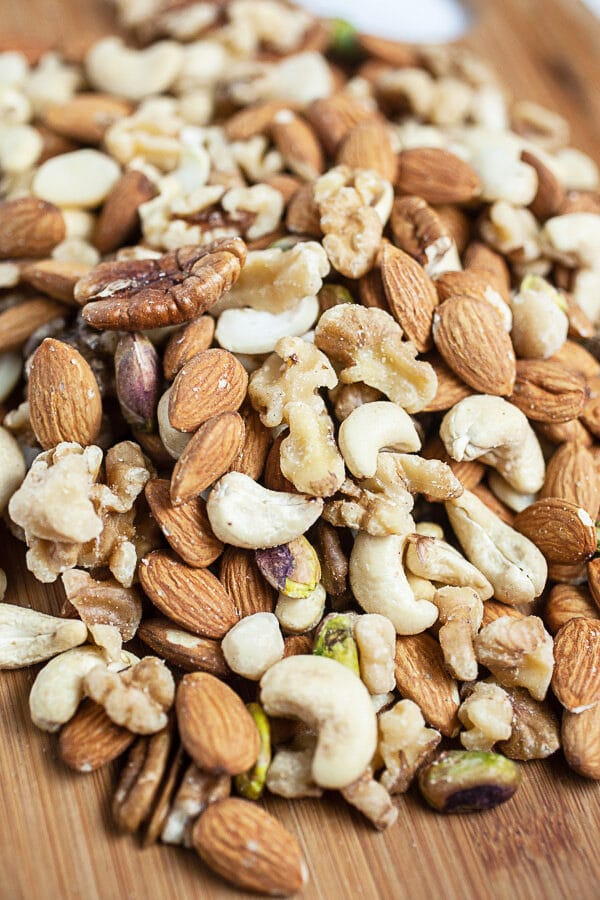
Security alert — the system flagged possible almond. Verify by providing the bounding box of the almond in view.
[219,547,276,617]
[59,699,135,772]
[471,483,515,526]
[514,498,597,564]
[521,149,566,221]
[168,348,248,433]
[550,340,600,379]
[562,705,600,779]
[435,269,500,305]
[380,241,438,352]
[306,93,376,156]
[545,584,599,635]
[581,374,600,439]
[271,109,324,181]
[463,241,511,305]
[586,558,600,609]
[144,478,223,568]
[394,633,460,737]
[433,296,516,395]
[436,204,471,254]
[422,352,473,412]
[283,634,314,657]
[43,93,133,145]
[510,359,588,423]
[94,169,157,254]
[139,550,239,639]
[138,618,229,677]
[225,100,301,141]
[357,33,416,66]
[163,316,215,381]
[552,617,600,712]
[263,433,297,493]
[227,402,271,481]
[170,412,245,505]
[357,266,390,312]
[0,197,65,258]
[285,182,322,237]
[21,260,91,303]
[265,173,304,205]
[396,148,481,205]
[536,418,592,447]
[336,120,397,181]
[28,337,102,449]
[176,673,260,775]
[564,291,594,340]
[192,798,307,895]
[0,297,66,352]
[540,442,600,517]
[481,601,525,628]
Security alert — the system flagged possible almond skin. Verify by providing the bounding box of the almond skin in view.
[587,558,600,609]
[59,700,135,772]
[510,359,588,423]
[552,617,600,712]
[562,705,600,779]
[433,296,516,396]
[271,109,324,181]
[422,352,472,412]
[521,149,566,221]
[380,241,438,352]
[144,478,223,568]
[176,673,260,775]
[336,119,397,182]
[163,316,215,381]
[219,547,276,617]
[139,550,239,639]
[545,584,599,635]
[170,412,245,505]
[0,197,65,258]
[394,634,459,737]
[227,402,271,481]
[306,93,376,156]
[168,348,248,433]
[192,798,307,895]
[540,442,600,518]
[21,260,91,303]
[94,169,157,254]
[481,601,525,628]
[0,297,66,352]
[138,617,229,677]
[43,93,133,144]
[514,498,597,564]
[28,337,102,449]
[396,148,481,205]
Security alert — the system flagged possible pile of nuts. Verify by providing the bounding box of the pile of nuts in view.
[2,0,600,894]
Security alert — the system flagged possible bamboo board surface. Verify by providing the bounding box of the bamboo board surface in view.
[1,1,600,898]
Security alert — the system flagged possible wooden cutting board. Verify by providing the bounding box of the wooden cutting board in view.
[1,1,600,898]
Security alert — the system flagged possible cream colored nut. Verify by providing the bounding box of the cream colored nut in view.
[0,262,20,288]
[338,402,421,480]
[29,645,136,732]
[260,654,377,789]
[25,53,82,116]
[226,0,313,54]
[62,208,96,240]
[275,583,326,635]
[0,353,21,404]
[468,143,538,206]
[474,615,554,701]
[88,624,123,663]
[415,522,445,540]
[215,296,319,355]
[440,395,545,494]
[354,614,396,695]
[571,268,600,325]
[221,612,284,681]
[157,388,192,460]
[227,52,333,107]
[541,213,600,269]
[84,656,175,734]
[340,766,398,831]
[0,425,25,515]
[404,535,493,601]
[279,403,345,498]
[406,573,436,604]
[0,123,42,173]
[221,184,283,241]
[0,52,28,87]
[511,275,568,359]
[350,533,438,635]
[434,586,484,682]
[332,383,383,423]
[511,100,570,152]
[0,604,87,669]
[488,471,536,513]
[162,765,231,847]
[266,740,323,799]
[479,201,541,264]
[496,684,560,760]
[206,472,323,549]
[0,84,31,124]
[391,454,463,501]
[52,238,100,267]
[376,68,435,119]
[105,99,184,171]
[323,470,415,538]
[315,306,438,414]
[446,490,547,606]
[314,166,393,228]
[231,134,283,183]
[458,682,513,751]
[33,149,121,210]
[377,699,441,794]
[553,147,598,191]
[86,37,183,101]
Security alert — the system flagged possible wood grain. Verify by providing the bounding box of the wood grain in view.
[2,1,600,898]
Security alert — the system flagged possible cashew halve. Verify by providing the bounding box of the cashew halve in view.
[86,37,184,101]
[434,586,483,682]
[354,614,396,694]
[206,472,323,549]
[0,604,88,669]
[157,388,192,460]
[350,533,438,635]
[215,296,319,355]
[221,612,284,681]
[440,395,545,494]
[488,471,536,513]
[260,655,377,789]
[510,275,568,360]
[266,739,323,799]
[340,766,398,831]
[279,403,345,497]
[404,535,493,600]
[0,425,25,514]
[458,682,513,751]
[446,490,547,605]
[338,402,421,479]
[275,583,326,635]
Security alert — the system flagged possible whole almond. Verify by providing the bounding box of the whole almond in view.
[435,269,501,306]
[436,204,471,254]
[271,109,324,181]
[464,241,511,305]
[562,705,600,779]
[192,798,307,895]
[586,558,600,609]
[551,340,600,379]
[94,169,157,254]
[380,241,438,352]
[0,197,65,258]
[28,338,102,449]
[521,149,566,221]
[422,352,473,412]
[433,296,516,395]
[397,148,481,205]
[0,297,65,352]
[171,412,245,506]
[564,291,594,340]
[537,418,592,447]
[168,349,248,433]
[21,260,90,303]
[219,547,276,617]
[552,617,600,712]
[540,442,600,517]
[581,374,600,439]
[43,93,133,144]
[227,402,271,480]
[481,601,525,628]
[145,478,223,568]
[510,359,587,423]
[394,634,459,736]
[163,316,215,381]
[514,498,597,564]
[225,100,301,142]
[357,267,390,312]
[263,433,297,493]
[358,33,416,66]
[138,618,229,677]
[285,182,322,237]
[545,584,599,635]
[59,699,135,772]
[176,673,260,775]
[139,550,239,639]
[307,93,376,155]
[337,120,397,181]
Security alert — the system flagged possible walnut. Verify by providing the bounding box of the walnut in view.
[266,735,323,799]
[104,97,184,170]
[458,682,513,751]
[376,699,441,794]
[474,615,554,701]
[323,472,415,537]
[161,764,230,847]
[495,685,560,760]
[479,201,542,265]
[354,614,396,694]
[434,586,484,682]
[340,766,398,831]
[230,134,283,183]
[278,404,345,497]
[404,535,493,600]
[84,656,175,735]
[61,570,143,642]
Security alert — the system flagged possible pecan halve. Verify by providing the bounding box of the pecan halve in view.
[77,238,247,331]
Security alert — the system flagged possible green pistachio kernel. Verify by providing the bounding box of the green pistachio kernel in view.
[329,18,360,59]
[313,612,359,675]
[418,750,521,813]
[235,703,271,800]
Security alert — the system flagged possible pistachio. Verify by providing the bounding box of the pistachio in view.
[313,612,359,675]
[255,536,321,599]
[234,703,271,801]
[418,750,521,814]
[114,333,161,433]
[330,19,360,59]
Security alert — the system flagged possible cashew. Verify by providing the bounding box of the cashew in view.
[350,533,438,634]
[206,472,323,549]
[86,37,184,102]
[404,535,493,600]
[338,402,421,479]
[434,586,483,682]
[541,213,600,269]
[260,655,377,789]
[0,425,25,514]
[458,682,513,751]
[440,395,545,494]
[215,296,319,355]
[0,604,88,669]
[354,614,396,694]
[488,471,536,513]
[221,612,284,681]
[510,275,568,359]
[279,403,345,497]
[266,738,323,799]
[446,489,547,605]
[157,388,192,460]
[275,583,326,634]
[0,123,42,173]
